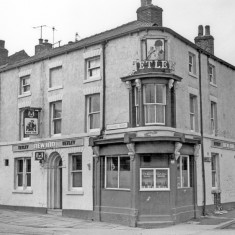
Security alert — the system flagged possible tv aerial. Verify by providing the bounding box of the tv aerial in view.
[33,25,47,39]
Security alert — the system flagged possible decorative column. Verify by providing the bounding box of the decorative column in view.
[92,146,101,221]
[135,79,142,126]
[126,143,139,227]
[174,142,182,161]
[125,81,133,126]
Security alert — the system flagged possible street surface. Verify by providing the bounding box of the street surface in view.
[0,209,235,235]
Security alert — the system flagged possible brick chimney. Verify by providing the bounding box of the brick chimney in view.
[35,39,52,55]
[194,25,214,54]
[137,0,163,26]
[0,40,8,66]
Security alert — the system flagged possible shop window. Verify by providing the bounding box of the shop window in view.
[49,66,63,89]
[50,101,62,135]
[209,64,216,85]
[189,52,196,75]
[86,94,100,131]
[140,168,170,191]
[189,94,198,131]
[69,154,82,189]
[177,155,192,188]
[86,57,100,80]
[211,153,220,189]
[210,101,217,135]
[105,156,130,190]
[15,158,31,190]
[20,75,30,95]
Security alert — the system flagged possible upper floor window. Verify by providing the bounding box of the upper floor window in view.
[49,66,63,89]
[50,101,62,135]
[86,57,100,80]
[15,157,31,190]
[69,154,82,189]
[143,84,166,125]
[20,75,30,95]
[210,101,217,135]
[211,153,220,189]
[105,156,130,190]
[209,64,216,85]
[189,53,196,75]
[189,94,197,131]
[86,94,100,131]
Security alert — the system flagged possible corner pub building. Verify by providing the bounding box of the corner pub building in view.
[1,0,235,228]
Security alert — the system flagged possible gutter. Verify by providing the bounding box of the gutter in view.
[198,50,206,216]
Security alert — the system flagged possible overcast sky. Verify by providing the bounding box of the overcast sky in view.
[1,0,235,65]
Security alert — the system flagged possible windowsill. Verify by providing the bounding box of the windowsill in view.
[145,123,165,126]
[104,188,130,191]
[18,92,31,98]
[140,189,170,191]
[12,189,33,194]
[66,189,84,195]
[51,133,62,138]
[21,137,30,141]
[211,189,221,194]
[189,72,198,79]
[210,83,217,88]
[88,129,101,136]
[83,76,101,83]
[48,86,63,92]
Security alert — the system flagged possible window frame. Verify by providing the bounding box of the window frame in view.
[104,155,131,190]
[140,168,170,191]
[86,93,100,132]
[211,153,220,190]
[209,64,216,85]
[189,52,196,75]
[189,94,197,131]
[49,66,63,89]
[177,155,191,188]
[85,56,101,80]
[20,75,30,95]
[15,157,31,191]
[143,83,166,125]
[69,154,82,190]
[210,101,217,135]
[50,101,62,136]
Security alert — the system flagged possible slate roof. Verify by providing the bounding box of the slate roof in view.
[0,20,235,71]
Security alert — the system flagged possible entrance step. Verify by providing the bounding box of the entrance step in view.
[137,221,174,228]
[47,209,62,216]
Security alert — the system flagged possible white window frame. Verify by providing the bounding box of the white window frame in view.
[210,101,217,135]
[86,56,101,81]
[211,153,220,190]
[86,94,100,132]
[105,156,131,190]
[189,94,197,131]
[20,75,31,96]
[177,155,191,188]
[209,64,216,85]
[189,52,196,75]
[50,101,62,136]
[15,157,31,190]
[143,84,166,125]
[134,87,140,126]
[69,154,82,190]
[140,168,170,191]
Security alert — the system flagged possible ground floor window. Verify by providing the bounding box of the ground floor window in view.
[177,155,193,188]
[211,153,220,189]
[69,154,82,189]
[105,156,130,190]
[15,158,31,190]
[140,168,170,191]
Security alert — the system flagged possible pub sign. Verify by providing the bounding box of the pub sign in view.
[24,109,39,135]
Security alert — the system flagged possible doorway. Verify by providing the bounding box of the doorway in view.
[47,152,63,209]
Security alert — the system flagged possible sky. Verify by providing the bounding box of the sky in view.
[1,0,235,65]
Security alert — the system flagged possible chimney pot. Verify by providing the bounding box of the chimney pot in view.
[39,38,43,44]
[198,25,203,36]
[205,25,210,36]
[44,39,48,43]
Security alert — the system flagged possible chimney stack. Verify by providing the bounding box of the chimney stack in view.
[35,38,52,55]
[0,40,8,66]
[194,25,214,54]
[137,0,163,26]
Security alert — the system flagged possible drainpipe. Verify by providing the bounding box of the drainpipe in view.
[198,50,206,216]
[101,42,106,133]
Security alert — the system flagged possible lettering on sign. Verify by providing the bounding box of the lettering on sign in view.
[34,142,56,149]
[62,140,75,146]
[18,145,29,150]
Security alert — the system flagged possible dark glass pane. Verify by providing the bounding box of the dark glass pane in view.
[145,84,155,103]
[72,155,82,170]
[26,159,31,172]
[90,113,100,129]
[89,94,100,112]
[73,172,82,187]
[145,105,155,123]
[106,157,118,188]
[190,97,195,113]
[54,102,62,118]
[18,160,23,173]
[26,173,31,187]
[141,169,154,188]
[18,174,23,186]
[156,105,165,123]
[119,157,130,189]
[54,119,61,134]
[156,85,164,103]
[177,158,181,187]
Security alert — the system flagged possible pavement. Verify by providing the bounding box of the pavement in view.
[0,208,235,235]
